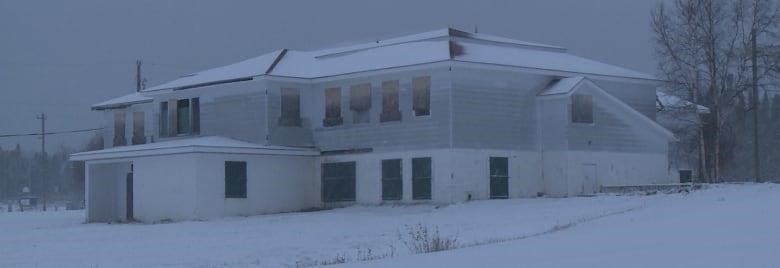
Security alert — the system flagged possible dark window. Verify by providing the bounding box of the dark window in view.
[279,88,301,126]
[191,98,200,133]
[572,94,594,124]
[131,111,146,145]
[159,102,169,137]
[177,99,190,134]
[225,161,247,198]
[323,87,343,127]
[322,162,356,202]
[412,157,432,200]
[350,83,372,124]
[412,76,431,116]
[113,110,126,146]
[489,157,509,199]
[382,159,402,200]
[380,80,402,122]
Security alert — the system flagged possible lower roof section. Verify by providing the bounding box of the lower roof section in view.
[70,136,319,161]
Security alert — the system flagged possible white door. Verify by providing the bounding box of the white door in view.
[582,164,598,194]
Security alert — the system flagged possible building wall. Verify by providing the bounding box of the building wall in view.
[86,162,130,222]
[193,153,317,219]
[132,154,199,222]
[565,151,671,196]
[449,149,542,201]
[318,149,454,204]
[451,67,552,151]
[265,67,453,152]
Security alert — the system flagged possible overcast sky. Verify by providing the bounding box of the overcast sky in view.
[0,0,663,153]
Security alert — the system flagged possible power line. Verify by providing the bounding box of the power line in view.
[0,127,102,138]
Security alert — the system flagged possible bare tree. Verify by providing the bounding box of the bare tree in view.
[652,0,780,182]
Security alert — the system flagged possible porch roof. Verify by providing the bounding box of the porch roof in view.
[70,136,319,161]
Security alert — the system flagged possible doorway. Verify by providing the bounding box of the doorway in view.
[126,172,133,221]
[582,164,598,195]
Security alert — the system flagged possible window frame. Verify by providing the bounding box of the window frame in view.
[321,162,357,202]
[571,94,594,124]
[224,161,247,199]
[350,83,372,124]
[323,87,343,127]
[279,87,302,127]
[379,80,402,123]
[381,159,403,201]
[412,76,431,117]
[113,110,126,146]
[412,157,432,200]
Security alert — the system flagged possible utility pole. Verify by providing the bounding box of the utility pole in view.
[37,113,47,211]
[751,27,761,183]
[136,60,142,92]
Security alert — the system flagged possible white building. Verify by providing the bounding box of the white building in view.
[71,28,676,223]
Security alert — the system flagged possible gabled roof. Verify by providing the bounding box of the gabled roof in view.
[139,28,657,93]
[92,92,153,110]
[538,77,676,141]
[70,136,319,161]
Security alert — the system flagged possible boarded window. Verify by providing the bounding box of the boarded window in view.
[489,157,509,199]
[350,83,371,124]
[177,99,190,134]
[380,80,402,122]
[113,110,126,146]
[131,111,146,145]
[572,94,594,124]
[323,87,343,127]
[322,162,356,202]
[225,161,247,198]
[412,157,432,200]
[382,159,402,200]
[159,103,169,137]
[279,88,301,126]
[412,76,431,116]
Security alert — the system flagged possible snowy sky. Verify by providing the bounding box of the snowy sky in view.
[0,0,664,153]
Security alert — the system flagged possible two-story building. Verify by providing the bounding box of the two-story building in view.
[72,28,676,222]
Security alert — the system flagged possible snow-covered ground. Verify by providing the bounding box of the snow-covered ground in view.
[0,184,777,267]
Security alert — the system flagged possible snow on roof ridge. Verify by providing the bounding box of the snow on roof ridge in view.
[142,49,286,92]
[313,28,565,59]
[538,76,586,96]
[92,92,153,110]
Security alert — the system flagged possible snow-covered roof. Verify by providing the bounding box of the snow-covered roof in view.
[538,76,586,96]
[70,136,319,161]
[656,91,710,114]
[92,92,153,110]
[140,28,657,92]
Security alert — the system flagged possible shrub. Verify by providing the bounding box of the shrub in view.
[400,223,458,254]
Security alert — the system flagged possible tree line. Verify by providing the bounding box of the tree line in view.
[0,134,103,206]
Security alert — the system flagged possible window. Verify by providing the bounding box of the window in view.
[159,98,199,137]
[323,87,343,127]
[489,157,509,199]
[322,162,356,202]
[382,159,402,200]
[159,102,168,137]
[279,88,301,127]
[113,110,126,146]
[350,83,371,124]
[572,94,594,124]
[177,99,190,134]
[380,80,402,122]
[412,76,431,116]
[412,157,432,200]
[225,161,247,198]
[131,111,146,145]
